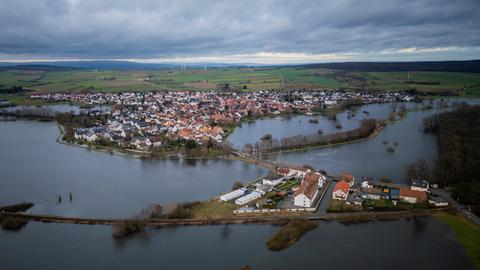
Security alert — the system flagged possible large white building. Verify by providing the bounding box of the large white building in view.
[294,172,320,207]
[235,191,262,205]
[219,188,246,202]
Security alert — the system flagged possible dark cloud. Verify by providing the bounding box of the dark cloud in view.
[0,0,479,62]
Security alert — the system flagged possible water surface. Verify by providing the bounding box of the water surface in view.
[0,217,473,270]
[0,120,266,218]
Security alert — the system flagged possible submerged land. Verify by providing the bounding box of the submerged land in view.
[1,61,480,269]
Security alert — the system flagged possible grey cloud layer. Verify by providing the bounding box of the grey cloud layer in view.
[1,0,479,60]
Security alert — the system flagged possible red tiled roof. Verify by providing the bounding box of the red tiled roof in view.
[294,172,319,199]
[399,188,427,201]
[333,180,350,194]
[276,167,290,175]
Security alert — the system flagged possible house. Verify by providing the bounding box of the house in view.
[276,167,292,177]
[130,136,152,149]
[340,173,355,187]
[289,166,311,178]
[380,187,392,199]
[84,131,98,142]
[304,171,324,189]
[390,188,400,200]
[235,191,262,205]
[150,136,163,147]
[428,196,449,207]
[262,173,284,186]
[74,129,88,140]
[360,187,382,200]
[411,179,429,192]
[255,183,272,195]
[346,196,363,206]
[294,173,319,207]
[361,181,373,189]
[178,128,194,140]
[399,188,427,203]
[332,180,350,201]
[220,188,247,202]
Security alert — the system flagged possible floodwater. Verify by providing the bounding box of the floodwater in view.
[0,120,267,218]
[1,100,478,269]
[0,218,474,270]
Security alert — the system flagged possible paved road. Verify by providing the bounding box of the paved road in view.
[431,189,480,228]
[315,179,335,216]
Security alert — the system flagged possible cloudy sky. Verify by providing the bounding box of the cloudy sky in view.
[1,0,479,64]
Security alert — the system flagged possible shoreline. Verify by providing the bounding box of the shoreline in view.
[2,103,408,173]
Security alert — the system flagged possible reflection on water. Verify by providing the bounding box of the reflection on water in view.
[0,218,474,270]
[0,120,267,218]
[1,101,479,269]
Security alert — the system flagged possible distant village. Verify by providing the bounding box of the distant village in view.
[31,90,415,150]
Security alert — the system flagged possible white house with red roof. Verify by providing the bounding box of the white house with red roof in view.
[332,180,350,201]
[294,172,320,207]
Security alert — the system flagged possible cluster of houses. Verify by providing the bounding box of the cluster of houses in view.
[331,174,444,207]
[220,165,327,210]
[30,90,415,150]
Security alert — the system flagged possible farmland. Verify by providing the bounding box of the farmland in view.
[0,66,479,96]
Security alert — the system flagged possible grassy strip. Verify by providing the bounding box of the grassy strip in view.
[336,214,375,224]
[327,200,363,213]
[266,219,318,251]
[276,179,301,191]
[437,213,480,269]
[191,200,239,219]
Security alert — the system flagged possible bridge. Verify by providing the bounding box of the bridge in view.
[220,142,313,172]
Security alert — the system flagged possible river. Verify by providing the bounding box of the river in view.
[0,101,477,269]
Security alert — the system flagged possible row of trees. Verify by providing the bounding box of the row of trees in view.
[243,119,377,157]
[406,159,433,183]
[0,107,56,118]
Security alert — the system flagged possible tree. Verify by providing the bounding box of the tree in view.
[243,143,253,154]
[405,159,431,182]
[185,139,197,149]
[232,181,244,190]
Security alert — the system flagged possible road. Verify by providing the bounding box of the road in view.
[2,208,442,227]
[430,188,480,228]
[314,178,335,216]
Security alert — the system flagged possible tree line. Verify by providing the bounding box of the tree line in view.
[243,119,377,157]
[422,105,480,210]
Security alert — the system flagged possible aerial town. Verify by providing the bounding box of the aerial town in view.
[217,165,444,216]
[30,91,415,150]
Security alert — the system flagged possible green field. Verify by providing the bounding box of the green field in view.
[437,213,480,269]
[1,67,479,96]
